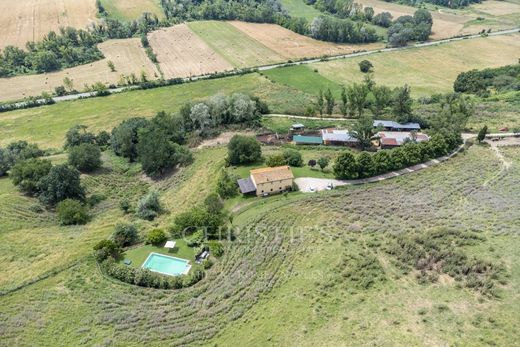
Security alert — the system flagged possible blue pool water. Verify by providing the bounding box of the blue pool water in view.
[142,253,191,276]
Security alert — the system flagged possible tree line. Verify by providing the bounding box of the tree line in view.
[384,0,482,9]
[454,64,520,96]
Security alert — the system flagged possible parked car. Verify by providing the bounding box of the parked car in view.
[326,182,334,190]
[309,186,316,193]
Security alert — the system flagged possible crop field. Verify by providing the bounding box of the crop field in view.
[148,24,234,79]
[0,38,159,102]
[0,73,314,149]
[188,21,285,68]
[313,34,520,97]
[229,21,384,59]
[99,0,165,21]
[1,140,520,345]
[0,0,97,50]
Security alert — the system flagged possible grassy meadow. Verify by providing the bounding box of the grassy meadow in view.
[313,34,520,97]
[1,143,520,345]
[261,65,344,98]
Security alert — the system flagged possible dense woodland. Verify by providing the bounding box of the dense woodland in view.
[454,64,520,95]
[383,0,483,9]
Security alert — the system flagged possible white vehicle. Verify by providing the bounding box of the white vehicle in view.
[326,182,334,190]
[309,186,316,192]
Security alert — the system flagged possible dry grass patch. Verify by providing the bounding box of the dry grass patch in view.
[229,21,384,59]
[0,0,97,49]
[148,24,234,79]
[471,0,520,16]
[0,38,159,102]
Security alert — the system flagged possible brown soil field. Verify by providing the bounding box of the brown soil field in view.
[229,21,384,59]
[148,24,234,79]
[0,0,98,49]
[356,0,473,40]
[0,38,159,102]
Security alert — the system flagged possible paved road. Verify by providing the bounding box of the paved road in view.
[11,28,518,107]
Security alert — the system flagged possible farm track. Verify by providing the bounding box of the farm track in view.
[12,27,519,107]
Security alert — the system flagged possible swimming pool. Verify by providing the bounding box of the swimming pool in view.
[142,253,191,276]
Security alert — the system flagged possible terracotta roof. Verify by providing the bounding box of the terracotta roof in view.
[378,131,430,146]
[250,166,294,184]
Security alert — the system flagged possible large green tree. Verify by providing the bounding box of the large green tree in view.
[38,164,85,206]
[352,114,375,150]
[10,158,52,195]
[68,143,102,172]
[333,151,359,179]
[392,85,413,123]
[227,135,262,165]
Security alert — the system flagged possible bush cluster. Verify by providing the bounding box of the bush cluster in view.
[56,199,89,225]
[0,141,44,177]
[454,64,520,95]
[333,132,462,179]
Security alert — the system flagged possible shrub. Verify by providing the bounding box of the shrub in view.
[64,125,96,149]
[9,158,52,195]
[93,239,120,262]
[119,198,131,213]
[68,143,102,172]
[204,193,224,214]
[172,207,224,238]
[227,135,262,165]
[359,60,373,73]
[136,190,161,220]
[186,230,205,247]
[56,199,89,225]
[146,228,167,246]
[265,153,287,167]
[38,165,85,206]
[112,223,139,247]
[333,151,359,179]
[283,149,303,167]
[317,156,329,171]
[308,159,317,168]
[207,240,224,257]
[215,169,238,199]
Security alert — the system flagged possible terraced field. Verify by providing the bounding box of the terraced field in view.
[1,142,519,346]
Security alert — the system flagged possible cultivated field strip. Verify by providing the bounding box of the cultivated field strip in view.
[148,24,234,79]
[229,21,384,59]
[0,0,98,49]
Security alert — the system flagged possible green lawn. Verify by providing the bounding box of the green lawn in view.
[188,21,284,68]
[122,239,200,272]
[280,0,322,20]
[262,65,344,98]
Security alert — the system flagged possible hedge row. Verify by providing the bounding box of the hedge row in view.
[100,258,204,290]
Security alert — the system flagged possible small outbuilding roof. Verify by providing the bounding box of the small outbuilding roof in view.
[237,177,256,194]
[291,123,305,129]
[373,120,421,130]
[250,166,294,184]
[377,131,430,146]
[164,241,176,249]
[321,129,358,143]
[293,135,323,144]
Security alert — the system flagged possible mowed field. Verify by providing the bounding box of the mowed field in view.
[188,21,285,67]
[99,0,165,20]
[0,0,97,49]
[230,21,384,59]
[312,34,520,97]
[0,38,159,102]
[148,24,234,79]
